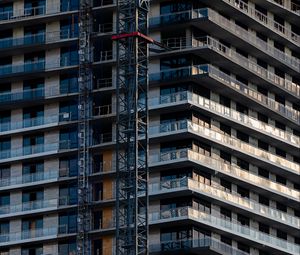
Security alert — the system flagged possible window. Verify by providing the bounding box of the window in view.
[221,235,232,246]
[59,183,78,205]
[276,147,286,158]
[259,223,269,234]
[0,3,13,20]
[258,140,268,151]
[61,16,79,38]
[258,168,269,178]
[21,245,43,255]
[24,52,45,72]
[58,240,77,255]
[61,45,79,66]
[259,195,269,206]
[237,158,249,171]
[276,175,286,185]
[59,211,77,234]
[23,134,44,155]
[277,230,287,240]
[23,106,44,128]
[22,189,43,205]
[237,185,249,198]
[220,123,231,136]
[59,101,78,121]
[24,0,45,15]
[257,112,268,123]
[0,111,10,132]
[60,73,78,94]
[237,242,250,253]
[22,161,44,182]
[0,194,9,208]
[236,130,249,143]
[220,151,231,164]
[237,214,249,226]
[61,0,79,11]
[160,2,192,25]
[60,128,78,149]
[220,207,231,220]
[276,202,287,212]
[0,166,10,181]
[23,79,44,99]
[22,218,43,239]
[0,138,10,158]
[24,24,45,45]
[59,156,78,177]
[220,179,231,192]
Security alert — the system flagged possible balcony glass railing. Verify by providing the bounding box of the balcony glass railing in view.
[149,148,299,200]
[0,30,78,50]
[0,57,78,77]
[150,237,249,255]
[0,225,72,244]
[151,8,300,71]
[0,197,70,215]
[151,120,299,173]
[150,177,300,227]
[0,112,74,133]
[151,64,300,123]
[0,4,77,23]
[0,170,59,188]
[222,0,299,44]
[153,36,300,98]
[0,140,73,161]
[150,207,300,254]
[149,90,299,146]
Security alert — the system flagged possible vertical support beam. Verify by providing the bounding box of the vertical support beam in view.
[115,0,150,255]
[77,1,92,255]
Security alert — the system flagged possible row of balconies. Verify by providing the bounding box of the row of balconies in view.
[149,148,299,201]
[149,177,300,228]
[149,90,299,148]
[151,7,300,73]
[150,63,300,124]
[154,36,300,99]
[0,30,78,50]
[149,207,300,254]
[223,0,299,44]
[150,120,299,175]
[0,140,76,163]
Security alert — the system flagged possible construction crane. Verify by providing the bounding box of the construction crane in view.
[77,0,92,255]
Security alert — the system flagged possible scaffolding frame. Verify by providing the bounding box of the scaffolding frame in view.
[114,0,150,254]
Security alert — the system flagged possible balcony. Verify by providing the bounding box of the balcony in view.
[149,90,299,148]
[220,0,299,45]
[150,120,299,175]
[150,207,300,254]
[151,8,300,74]
[149,148,299,201]
[0,225,74,245]
[96,23,115,34]
[152,36,300,100]
[0,170,59,189]
[94,50,115,63]
[0,112,75,134]
[150,64,300,125]
[93,132,114,146]
[0,197,72,217]
[0,140,74,163]
[150,237,249,255]
[0,4,77,25]
[0,30,78,51]
[94,77,113,90]
[150,177,300,228]
[0,58,78,79]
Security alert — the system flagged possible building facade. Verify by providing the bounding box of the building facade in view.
[0,0,299,255]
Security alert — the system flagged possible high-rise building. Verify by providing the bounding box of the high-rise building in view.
[0,0,299,255]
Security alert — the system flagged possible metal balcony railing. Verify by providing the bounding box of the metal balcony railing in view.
[0,4,77,23]
[151,120,299,173]
[149,91,299,147]
[150,237,249,255]
[0,197,72,215]
[95,50,114,62]
[0,140,74,161]
[93,132,113,145]
[151,8,300,71]
[93,104,112,116]
[150,207,300,254]
[0,112,74,133]
[0,224,74,244]
[150,177,300,227]
[97,23,114,33]
[0,170,59,188]
[150,64,300,123]
[0,30,78,50]
[155,36,300,98]
[222,0,299,44]
[0,57,78,78]
[149,148,299,200]
[95,77,113,89]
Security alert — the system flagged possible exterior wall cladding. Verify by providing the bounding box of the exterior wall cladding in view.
[0,0,299,255]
